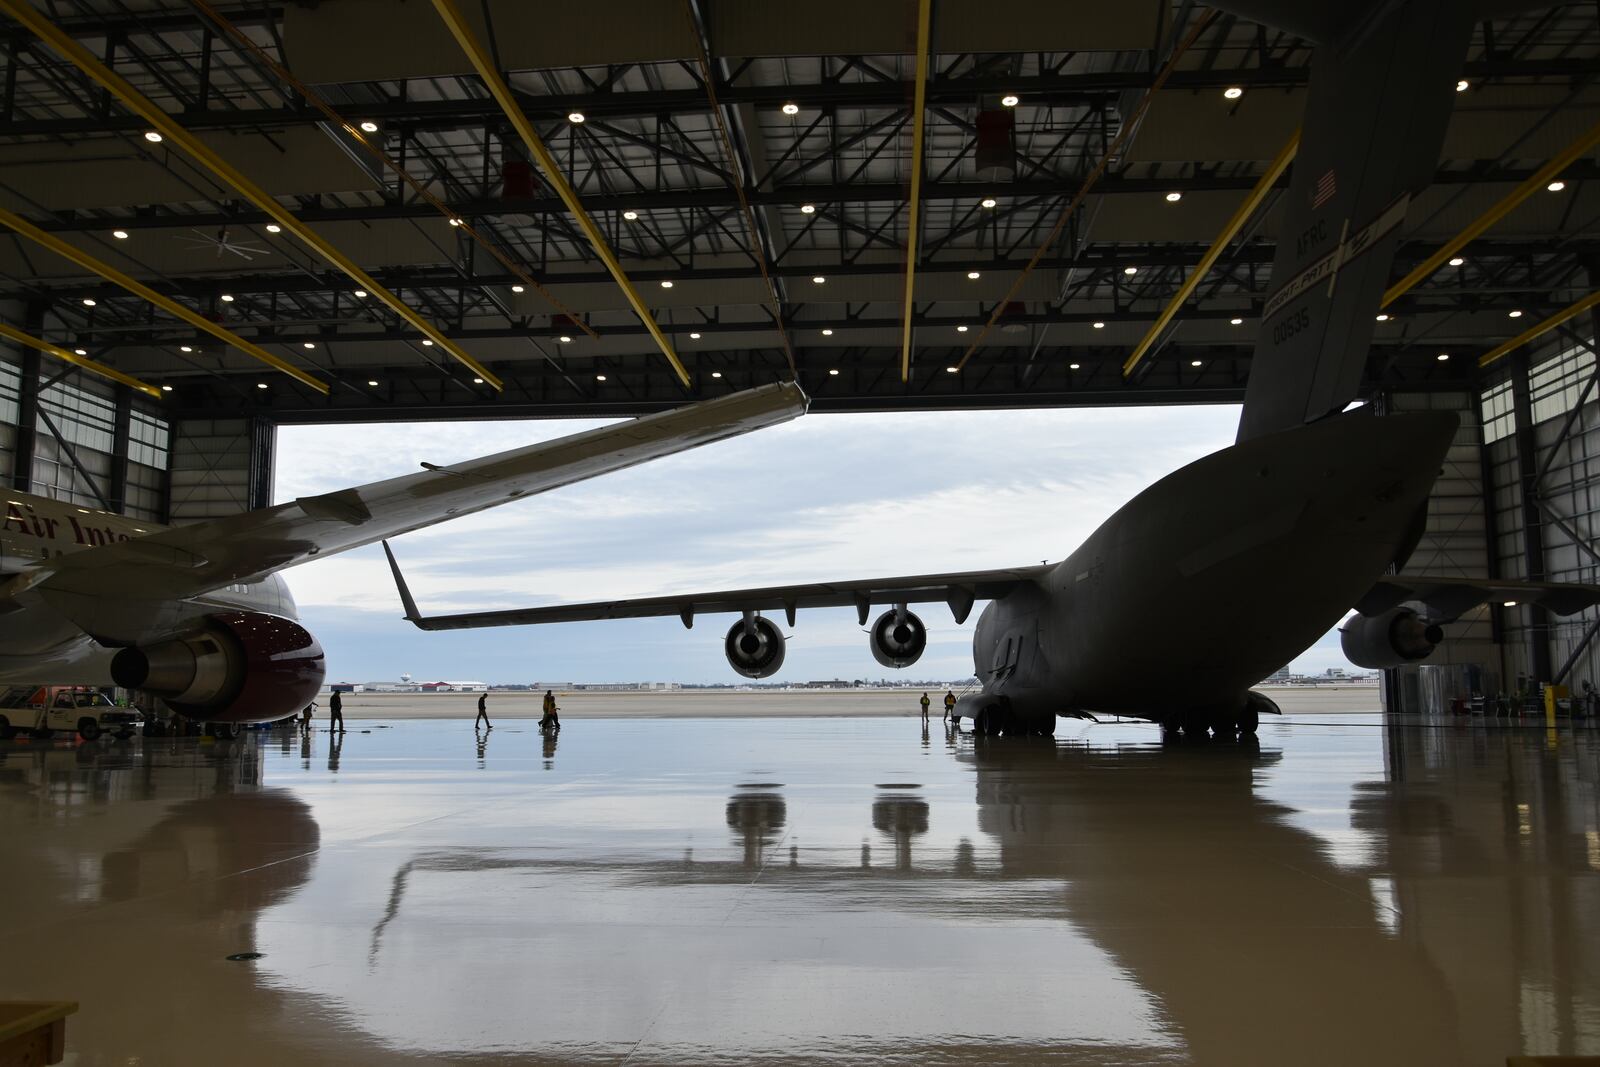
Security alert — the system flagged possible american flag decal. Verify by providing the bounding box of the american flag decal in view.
[1311,168,1337,209]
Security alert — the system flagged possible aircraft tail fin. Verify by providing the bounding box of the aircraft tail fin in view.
[1234,0,1474,442]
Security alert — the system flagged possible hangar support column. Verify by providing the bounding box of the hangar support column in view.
[1511,354,1555,683]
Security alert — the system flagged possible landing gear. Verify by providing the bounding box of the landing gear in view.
[1181,711,1211,742]
[1235,707,1259,736]
[207,722,240,741]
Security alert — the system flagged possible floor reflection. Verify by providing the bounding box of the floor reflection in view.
[1,717,1596,1065]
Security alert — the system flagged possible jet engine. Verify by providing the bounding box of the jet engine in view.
[1339,607,1443,669]
[724,615,786,678]
[869,607,927,669]
[109,611,326,723]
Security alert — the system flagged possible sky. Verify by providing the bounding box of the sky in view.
[273,402,1358,685]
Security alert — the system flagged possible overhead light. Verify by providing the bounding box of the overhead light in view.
[660,280,673,288]
[1223,87,1244,100]
[473,376,484,384]
[1548,180,1567,192]
[1069,362,1081,370]
[828,368,839,376]
[1375,313,1390,322]
[353,289,368,298]
[559,335,572,343]
[711,371,722,378]
[1190,360,1203,367]
[367,379,379,387]
[1437,352,1450,361]
[1165,192,1182,203]
[302,341,315,349]
[179,345,193,353]
[511,284,525,293]
[956,325,969,333]
[1230,317,1243,325]
[161,384,173,392]
[81,297,96,307]
[1503,600,1517,607]
[448,217,463,226]
[595,373,607,382]
[821,328,833,336]
[1448,256,1465,267]
[946,365,959,373]
[967,271,980,280]
[812,276,826,284]
[689,331,701,339]
[1092,321,1105,329]
[421,339,434,346]
[265,223,281,233]
[623,209,639,221]
[781,102,799,115]
[981,197,997,208]
[1456,79,1470,93]
[800,203,816,214]
[1000,94,1019,107]
[359,120,379,133]
[143,130,162,143]
[112,229,129,239]
[73,348,86,356]
[1123,266,1138,276]
[568,111,585,124]
[1509,309,1524,318]
[220,293,234,302]
[256,382,268,389]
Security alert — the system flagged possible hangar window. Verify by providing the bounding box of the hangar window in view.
[37,378,116,455]
[1480,380,1514,445]
[0,360,19,427]
[129,410,170,469]
[1529,342,1596,425]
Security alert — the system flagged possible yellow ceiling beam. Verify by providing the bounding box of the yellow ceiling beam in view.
[1384,115,1600,309]
[0,0,502,392]
[1477,290,1600,368]
[0,321,161,398]
[429,0,690,387]
[899,0,933,384]
[0,205,329,394]
[1123,130,1300,378]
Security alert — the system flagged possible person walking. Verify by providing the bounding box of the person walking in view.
[329,690,344,733]
[919,692,931,720]
[475,690,491,730]
[540,689,561,731]
[943,690,956,720]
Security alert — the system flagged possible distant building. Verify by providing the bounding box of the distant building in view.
[1325,668,1348,679]
[1266,667,1292,683]
[328,682,364,694]
[804,680,854,689]
[418,680,488,692]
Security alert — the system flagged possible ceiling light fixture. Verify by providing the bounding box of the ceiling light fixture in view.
[353,289,368,298]
[81,298,96,307]
[112,229,129,239]
[981,197,997,209]
[180,345,193,353]
[711,371,722,378]
[967,270,981,280]
[367,379,379,387]
[360,120,379,133]
[781,102,800,115]
[1230,317,1243,325]
[567,111,585,124]
[623,209,639,221]
[821,328,833,336]
[219,294,234,302]
[143,130,162,143]
[689,332,701,339]
[73,348,86,355]
[1092,321,1105,329]
[559,335,572,343]
[1123,266,1138,275]
[1437,353,1450,361]
[1456,79,1470,92]
[1165,192,1182,203]
[161,384,173,392]
[1000,94,1019,107]
[956,325,969,333]
[800,203,816,214]
[946,365,959,373]
[1069,362,1081,370]
[473,377,484,384]
[1504,600,1517,607]
[1190,360,1203,367]
[448,217,463,226]
[595,373,607,381]
[812,276,826,284]
[660,280,673,288]
[421,339,434,346]
[1548,180,1567,192]
[1509,309,1523,318]
[1223,86,1243,100]
[265,223,281,233]
[302,341,315,349]
[511,284,525,293]
[256,382,268,389]
[828,368,839,376]
[1375,313,1390,322]
[1448,256,1465,266]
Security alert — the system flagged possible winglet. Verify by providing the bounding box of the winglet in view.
[382,540,427,627]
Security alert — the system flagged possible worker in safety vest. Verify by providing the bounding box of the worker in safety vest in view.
[943,691,956,720]
[919,693,930,720]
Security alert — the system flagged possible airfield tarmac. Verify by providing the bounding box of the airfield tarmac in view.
[330,684,1381,719]
[1,704,1595,1066]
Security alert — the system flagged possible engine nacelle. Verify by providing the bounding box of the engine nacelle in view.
[869,608,927,669]
[110,611,325,723]
[1340,607,1443,669]
[724,615,786,678]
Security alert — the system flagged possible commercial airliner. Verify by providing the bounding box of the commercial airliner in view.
[382,0,1600,739]
[0,383,806,736]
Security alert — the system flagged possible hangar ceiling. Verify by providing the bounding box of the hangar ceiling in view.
[0,1,1597,421]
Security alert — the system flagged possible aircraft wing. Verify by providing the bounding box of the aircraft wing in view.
[1354,574,1600,620]
[9,383,807,634]
[382,542,1051,630]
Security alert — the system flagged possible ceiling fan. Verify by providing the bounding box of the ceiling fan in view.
[175,225,271,262]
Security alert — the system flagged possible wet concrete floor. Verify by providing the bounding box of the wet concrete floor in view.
[0,713,1596,1065]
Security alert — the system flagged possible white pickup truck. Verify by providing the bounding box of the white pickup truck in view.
[0,686,143,741]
